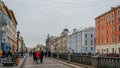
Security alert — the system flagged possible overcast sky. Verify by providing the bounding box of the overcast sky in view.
[3,0,120,47]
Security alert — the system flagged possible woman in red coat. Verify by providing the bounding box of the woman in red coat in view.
[35,50,40,63]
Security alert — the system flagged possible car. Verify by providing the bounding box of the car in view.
[106,53,119,57]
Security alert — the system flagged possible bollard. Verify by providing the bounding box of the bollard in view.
[92,56,99,68]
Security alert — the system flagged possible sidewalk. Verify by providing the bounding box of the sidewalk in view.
[0,55,27,68]
[26,57,74,68]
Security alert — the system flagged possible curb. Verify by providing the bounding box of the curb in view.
[49,58,93,68]
[17,55,27,68]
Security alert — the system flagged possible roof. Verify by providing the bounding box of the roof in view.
[68,27,95,37]
[95,5,120,19]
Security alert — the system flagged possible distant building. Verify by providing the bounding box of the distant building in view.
[95,6,120,54]
[47,36,56,52]
[36,44,45,51]
[18,36,26,52]
[57,28,69,53]
[67,27,95,53]
[46,28,69,53]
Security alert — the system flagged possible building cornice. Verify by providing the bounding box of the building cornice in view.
[95,5,120,19]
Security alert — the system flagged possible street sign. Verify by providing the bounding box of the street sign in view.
[0,13,10,27]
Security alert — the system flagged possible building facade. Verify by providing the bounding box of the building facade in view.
[46,28,69,53]
[95,6,120,54]
[57,28,69,53]
[47,36,56,52]
[0,1,18,52]
[67,27,95,53]
[36,44,45,51]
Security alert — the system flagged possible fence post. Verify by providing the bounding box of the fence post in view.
[92,56,99,68]
[68,54,72,62]
[57,53,59,59]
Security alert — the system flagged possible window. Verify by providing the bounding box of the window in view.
[118,10,120,15]
[106,37,108,43]
[106,29,108,34]
[85,34,87,38]
[118,17,120,22]
[119,48,120,54]
[91,34,93,38]
[91,40,93,45]
[106,48,108,54]
[112,48,114,53]
[97,49,100,53]
[102,49,103,53]
[118,24,120,31]
[112,26,114,32]
[85,47,87,51]
[91,47,93,51]
[102,25,103,28]
[106,22,108,26]
[102,38,103,44]
[109,21,111,25]
[85,40,87,45]
[112,20,114,24]
[112,35,114,43]
[118,35,120,41]
[112,13,114,18]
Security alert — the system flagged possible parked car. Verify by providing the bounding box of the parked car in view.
[107,53,119,57]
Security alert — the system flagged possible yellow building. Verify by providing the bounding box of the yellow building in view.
[36,44,45,51]
[0,1,18,52]
[57,28,69,53]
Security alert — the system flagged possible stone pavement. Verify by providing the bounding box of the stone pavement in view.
[26,57,84,68]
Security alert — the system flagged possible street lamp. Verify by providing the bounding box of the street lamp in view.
[17,31,20,52]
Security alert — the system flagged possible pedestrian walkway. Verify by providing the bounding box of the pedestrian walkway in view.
[26,57,84,68]
[0,57,26,68]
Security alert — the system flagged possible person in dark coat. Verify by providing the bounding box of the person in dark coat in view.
[40,50,44,63]
[33,52,36,61]
[44,51,47,58]
[48,51,51,57]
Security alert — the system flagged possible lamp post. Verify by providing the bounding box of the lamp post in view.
[75,33,77,53]
[17,31,20,53]
[21,37,24,57]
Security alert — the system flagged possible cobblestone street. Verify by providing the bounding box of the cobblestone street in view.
[26,57,73,68]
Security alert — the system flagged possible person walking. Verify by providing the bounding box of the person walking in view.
[0,50,2,62]
[40,50,44,63]
[33,51,36,61]
[48,51,51,57]
[44,51,47,58]
[35,50,40,64]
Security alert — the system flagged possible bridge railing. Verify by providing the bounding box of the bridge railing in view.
[50,53,120,68]
[71,54,92,66]
[98,57,120,68]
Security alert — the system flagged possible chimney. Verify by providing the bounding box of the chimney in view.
[111,7,115,10]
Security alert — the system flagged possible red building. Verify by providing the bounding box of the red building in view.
[95,6,120,54]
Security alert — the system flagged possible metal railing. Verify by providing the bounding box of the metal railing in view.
[59,53,68,61]
[98,57,120,68]
[51,53,120,68]
[71,54,92,66]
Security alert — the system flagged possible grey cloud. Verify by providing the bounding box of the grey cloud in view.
[3,0,120,47]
